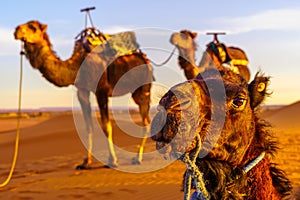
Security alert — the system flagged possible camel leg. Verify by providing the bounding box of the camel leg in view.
[96,91,118,168]
[76,89,94,170]
[132,85,151,164]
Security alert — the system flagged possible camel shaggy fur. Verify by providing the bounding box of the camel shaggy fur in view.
[151,68,292,199]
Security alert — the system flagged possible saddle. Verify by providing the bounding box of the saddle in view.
[208,42,249,73]
[76,27,139,58]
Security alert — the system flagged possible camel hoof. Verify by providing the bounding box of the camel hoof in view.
[104,162,118,168]
[131,157,142,165]
[75,163,91,170]
[75,158,91,170]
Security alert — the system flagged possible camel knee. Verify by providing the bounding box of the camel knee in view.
[77,89,90,106]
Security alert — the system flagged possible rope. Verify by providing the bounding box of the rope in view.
[150,47,176,67]
[81,7,96,29]
[181,135,210,200]
[181,138,266,199]
[0,43,24,187]
[86,12,94,28]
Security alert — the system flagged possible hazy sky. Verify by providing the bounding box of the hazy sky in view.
[1,0,300,109]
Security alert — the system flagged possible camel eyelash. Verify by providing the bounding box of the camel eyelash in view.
[28,24,36,31]
[231,96,247,110]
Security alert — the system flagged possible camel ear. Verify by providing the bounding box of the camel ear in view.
[40,23,48,32]
[248,73,270,109]
[191,32,197,39]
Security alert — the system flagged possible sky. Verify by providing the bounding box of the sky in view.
[1,0,300,109]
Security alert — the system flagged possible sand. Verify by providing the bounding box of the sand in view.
[263,102,300,198]
[0,103,299,199]
[0,111,186,200]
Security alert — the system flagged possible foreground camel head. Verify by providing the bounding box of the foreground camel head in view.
[14,20,48,44]
[151,68,269,166]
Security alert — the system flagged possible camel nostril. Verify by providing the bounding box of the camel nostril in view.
[168,98,191,111]
[179,99,191,110]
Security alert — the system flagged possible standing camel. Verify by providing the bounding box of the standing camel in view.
[170,30,251,82]
[14,20,153,168]
[151,68,292,199]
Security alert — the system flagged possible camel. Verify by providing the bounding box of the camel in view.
[170,30,251,82]
[151,68,292,199]
[14,20,153,168]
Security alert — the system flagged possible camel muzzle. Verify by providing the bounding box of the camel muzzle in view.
[151,80,205,158]
[14,27,22,40]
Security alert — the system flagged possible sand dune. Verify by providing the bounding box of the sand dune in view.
[263,102,300,197]
[264,101,300,130]
[0,112,185,199]
[0,114,87,164]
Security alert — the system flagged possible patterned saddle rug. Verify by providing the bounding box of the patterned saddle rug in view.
[76,27,139,59]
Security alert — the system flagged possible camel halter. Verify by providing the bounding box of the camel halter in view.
[181,134,210,200]
[181,134,266,200]
[0,43,24,187]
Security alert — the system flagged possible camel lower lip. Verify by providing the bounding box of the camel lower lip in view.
[151,109,199,156]
[150,111,166,140]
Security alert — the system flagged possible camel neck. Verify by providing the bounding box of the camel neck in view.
[246,158,282,199]
[178,56,199,79]
[24,41,84,87]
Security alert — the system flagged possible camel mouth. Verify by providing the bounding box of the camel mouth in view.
[151,108,202,160]
[169,33,178,46]
[14,28,25,41]
[14,31,21,40]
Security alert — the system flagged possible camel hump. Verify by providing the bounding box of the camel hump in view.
[227,46,248,61]
[226,46,249,67]
[107,31,139,56]
[212,43,249,66]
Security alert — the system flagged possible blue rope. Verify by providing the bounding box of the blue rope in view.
[181,135,210,200]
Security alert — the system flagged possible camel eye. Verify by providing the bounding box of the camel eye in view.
[181,33,188,40]
[28,24,36,32]
[232,96,247,109]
